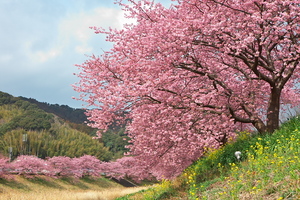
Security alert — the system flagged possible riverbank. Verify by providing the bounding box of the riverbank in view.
[0,175,149,200]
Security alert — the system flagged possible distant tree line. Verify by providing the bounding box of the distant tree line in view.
[19,96,87,124]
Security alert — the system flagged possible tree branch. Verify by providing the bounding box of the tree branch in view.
[210,0,251,15]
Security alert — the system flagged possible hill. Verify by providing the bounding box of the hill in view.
[19,92,130,158]
[0,91,112,161]
[118,116,300,199]
[0,91,129,160]
[19,96,87,124]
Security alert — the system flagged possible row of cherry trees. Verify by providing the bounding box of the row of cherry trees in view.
[0,155,130,180]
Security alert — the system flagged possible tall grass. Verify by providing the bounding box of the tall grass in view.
[116,179,187,200]
[193,117,300,199]
[123,116,300,199]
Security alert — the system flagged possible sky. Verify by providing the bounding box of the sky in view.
[0,0,172,108]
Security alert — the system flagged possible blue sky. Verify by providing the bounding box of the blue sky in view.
[0,0,172,108]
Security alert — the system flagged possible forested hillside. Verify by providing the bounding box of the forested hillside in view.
[0,91,128,161]
[19,93,130,157]
[19,96,87,124]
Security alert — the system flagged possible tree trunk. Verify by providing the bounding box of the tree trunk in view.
[266,87,281,133]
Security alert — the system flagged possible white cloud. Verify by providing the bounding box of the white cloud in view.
[57,6,133,55]
[35,49,61,63]
[75,45,92,54]
[23,40,63,64]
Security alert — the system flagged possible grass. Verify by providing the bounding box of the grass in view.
[0,175,148,200]
[193,117,300,199]
[116,179,185,200]
[121,116,300,199]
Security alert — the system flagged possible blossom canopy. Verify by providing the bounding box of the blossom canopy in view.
[75,0,300,179]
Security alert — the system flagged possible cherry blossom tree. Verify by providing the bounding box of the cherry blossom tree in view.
[47,156,76,177]
[74,0,300,179]
[98,158,127,180]
[71,155,103,177]
[10,155,54,177]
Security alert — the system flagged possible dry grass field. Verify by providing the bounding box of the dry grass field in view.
[0,176,148,200]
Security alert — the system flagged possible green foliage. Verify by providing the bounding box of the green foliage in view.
[0,104,23,121]
[67,122,96,136]
[48,125,112,161]
[0,125,112,161]
[19,96,87,124]
[0,97,54,135]
[0,91,19,106]
[116,180,178,200]
[10,109,53,131]
[101,128,129,158]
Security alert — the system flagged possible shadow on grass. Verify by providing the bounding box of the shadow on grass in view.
[26,177,65,189]
[81,176,115,188]
[58,177,90,190]
[0,178,31,191]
